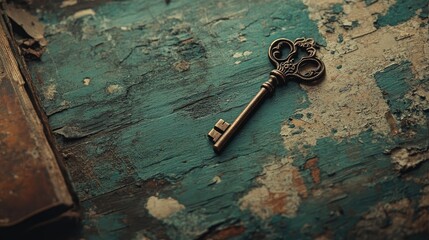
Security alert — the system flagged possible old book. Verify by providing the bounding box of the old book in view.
[0,6,80,239]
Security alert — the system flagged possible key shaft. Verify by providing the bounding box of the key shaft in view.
[212,77,277,153]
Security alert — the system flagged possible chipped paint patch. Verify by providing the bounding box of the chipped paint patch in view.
[54,125,87,139]
[211,175,221,184]
[83,77,91,86]
[44,84,57,100]
[238,35,247,42]
[106,84,122,94]
[146,196,185,220]
[60,0,77,8]
[73,9,96,19]
[281,1,429,154]
[232,52,243,58]
[239,159,307,219]
[403,85,429,125]
[242,50,252,57]
[232,51,252,58]
[389,147,429,171]
[173,60,190,72]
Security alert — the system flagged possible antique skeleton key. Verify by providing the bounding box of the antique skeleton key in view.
[208,38,325,153]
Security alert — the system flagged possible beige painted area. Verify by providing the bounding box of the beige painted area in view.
[44,84,57,100]
[146,196,185,220]
[390,147,429,171]
[106,84,123,94]
[239,157,307,219]
[281,0,429,154]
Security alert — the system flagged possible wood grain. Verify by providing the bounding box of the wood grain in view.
[21,0,429,239]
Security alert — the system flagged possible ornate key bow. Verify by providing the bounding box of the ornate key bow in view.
[265,38,325,93]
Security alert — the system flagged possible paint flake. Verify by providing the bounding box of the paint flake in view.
[60,0,77,8]
[83,77,91,86]
[146,196,185,220]
[243,51,252,56]
[232,52,243,58]
[390,147,429,171]
[44,84,57,100]
[73,9,96,19]
[212,175,221,184]
[106,84,122,94]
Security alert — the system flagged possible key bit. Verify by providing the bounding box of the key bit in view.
[208,38,325,153]
[214,119,230,132]
[208,119,230,143]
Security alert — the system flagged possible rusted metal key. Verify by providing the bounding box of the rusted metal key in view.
[208,38,325,153]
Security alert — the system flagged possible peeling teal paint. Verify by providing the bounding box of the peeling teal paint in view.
[374,61,413,115]
[374,61,429,142]
[376,0,428,27]
[29,0,325,238]
[332,4,343,15]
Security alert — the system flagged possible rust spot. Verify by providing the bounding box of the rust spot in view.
[290,118,308,128]
[203,225,245,240]
[304,157,321,184]
[385,111,399,135]
[264,192,287,215]
[292,167,308,198]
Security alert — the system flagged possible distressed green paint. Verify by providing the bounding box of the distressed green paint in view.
[29,0,321,238]
[332,4,343,15]
[376,0,428,27]
[25,0,429,239]
[374,61,413,115]
[375,61,429,139]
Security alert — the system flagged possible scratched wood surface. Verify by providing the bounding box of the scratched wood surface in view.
[18,0,429,239]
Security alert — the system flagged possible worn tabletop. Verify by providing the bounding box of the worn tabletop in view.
[22,0,429,239]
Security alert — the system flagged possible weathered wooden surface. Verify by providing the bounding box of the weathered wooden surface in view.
[22,0,429,239]
[0,9,76,236]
